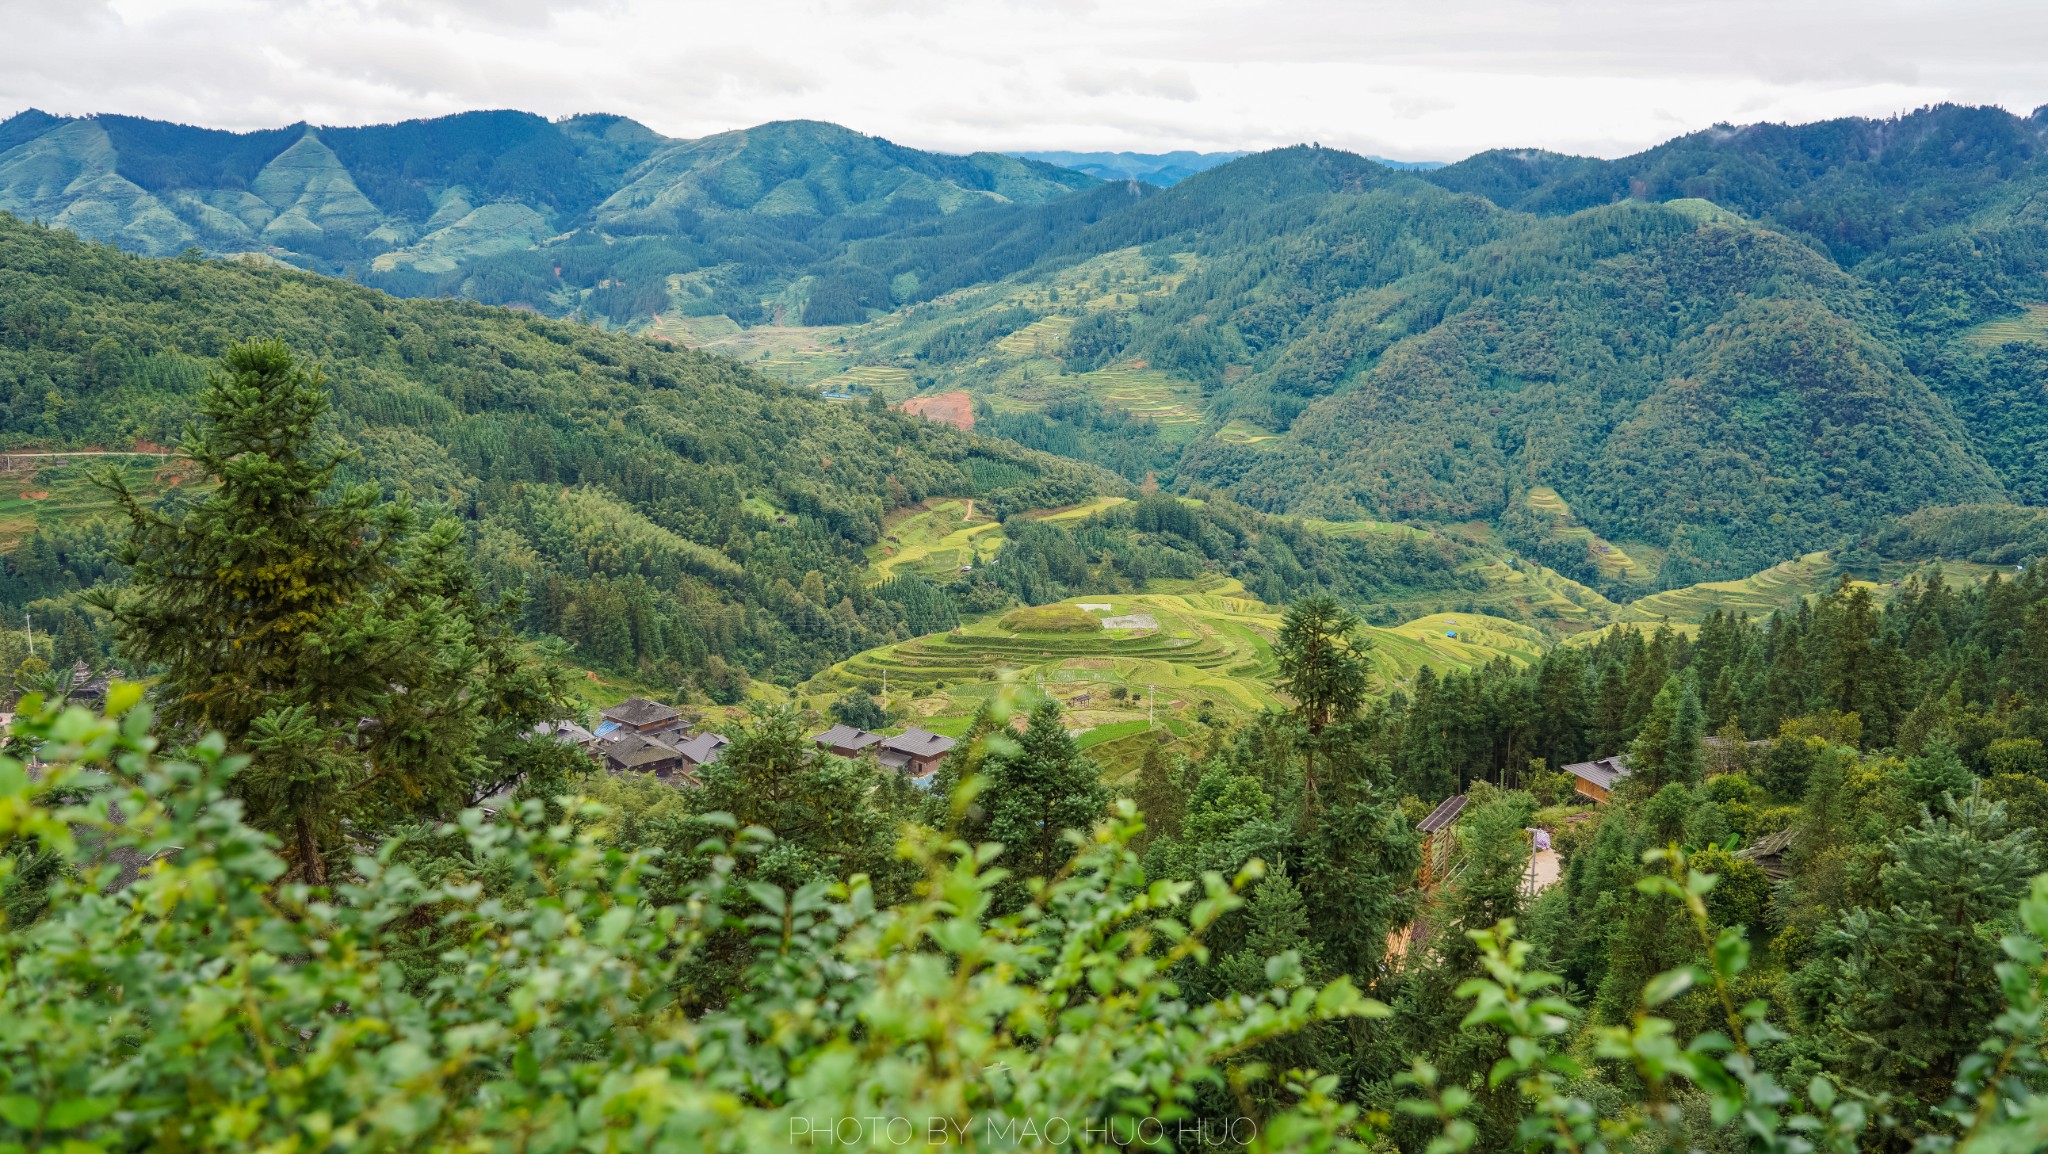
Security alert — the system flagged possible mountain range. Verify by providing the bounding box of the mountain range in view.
[4,102,2048,593]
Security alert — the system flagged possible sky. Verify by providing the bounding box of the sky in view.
[2,0,2045,162]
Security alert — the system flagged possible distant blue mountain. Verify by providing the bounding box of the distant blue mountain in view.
[1011,148,1443,185]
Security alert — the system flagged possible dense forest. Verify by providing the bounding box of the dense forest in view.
[0,214,1116,693]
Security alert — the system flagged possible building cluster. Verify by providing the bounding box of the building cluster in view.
[539,697,960,789]
[541,696,729,786]
[809,722,957,784]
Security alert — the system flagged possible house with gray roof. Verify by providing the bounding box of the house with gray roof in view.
[877,726,957,778]
[675,732,729,771]
[812,723,885,758]
[1563,756,1630,803]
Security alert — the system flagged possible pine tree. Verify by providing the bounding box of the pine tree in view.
[983,700,1111,883]
[1218,867,1319,995]
[1129,739,1185,844]
[1627,673,1704,791]
[92,340,565,882]
[1818,787,2038,1110]
[1275,594,1369,817]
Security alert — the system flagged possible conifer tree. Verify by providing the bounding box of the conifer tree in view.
[92,340,565,882]
[1627,672,1705,791]
[984,700,1110,883]
[1129,739,1185,844]
[1816,787,2038,1110]
[1275,594,1368,816]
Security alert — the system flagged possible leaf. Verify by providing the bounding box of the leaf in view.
[43,1097,117,1129]
[104,680,144,718]
[1643,966,1700,1007]
[0,1097,39,1129]
[744,882,787,917]
[1712,926,1751,978]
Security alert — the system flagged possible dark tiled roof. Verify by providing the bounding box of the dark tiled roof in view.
[1417,794,1468,834]
[601,696,682,728]
[880,726,956,756]
[602,731,682,769]
[535,719,597,746]
[675,732,729,766]
[1563,756,1631,790]
[812,723,883,750]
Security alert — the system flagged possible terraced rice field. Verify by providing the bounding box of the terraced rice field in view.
[1305,518,1435,541]
[645,313,858,386]
[994,315,1075,357]
[812,365,913,399]
[1461,558,1620,626]
[1616,551,1843,623]
[804,580,1550,748]
[0,455,184,548]
[1964,303,2048,347]
[1524,487,1656,584]
[1215,419,1281,445]
[867,499,1004,583]
[1026,496,1132,523]
[1069,367,1207,441]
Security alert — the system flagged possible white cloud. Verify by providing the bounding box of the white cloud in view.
[1,0,2042,160]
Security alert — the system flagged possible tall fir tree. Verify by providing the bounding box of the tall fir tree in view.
[92,340,566,882]
[1274,594,1369,816]
[983,700,1111,884]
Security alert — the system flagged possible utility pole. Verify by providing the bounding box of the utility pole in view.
[22,611,30,656]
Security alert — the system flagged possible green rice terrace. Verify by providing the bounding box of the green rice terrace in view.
[0,453,186,548]
[1963,302,2048,347]
[866,496,1131,584]
[800,577,1548,772]
[1522,486,1657,584]
[822,491,2019,773]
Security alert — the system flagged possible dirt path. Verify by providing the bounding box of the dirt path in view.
[1523,848,1562,896]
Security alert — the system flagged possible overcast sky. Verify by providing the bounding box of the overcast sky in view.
[3,0,2044,162]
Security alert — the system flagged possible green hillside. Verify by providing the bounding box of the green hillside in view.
[799,578,1546,749]
[805,130,2038,585]
[0,111,1096,327]
[0,213,1117,693]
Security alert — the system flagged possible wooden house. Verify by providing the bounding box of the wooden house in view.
[811,723,884,758]
[877,726,957,779]
[1563,756,1630,803]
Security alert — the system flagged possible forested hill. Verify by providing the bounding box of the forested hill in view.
[0,110,1095,323]
[825,109,2048,588]
[0,213,1117,692]
[1424,103,2048,266]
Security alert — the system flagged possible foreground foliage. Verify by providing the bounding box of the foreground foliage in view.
[8,696,2048,1151]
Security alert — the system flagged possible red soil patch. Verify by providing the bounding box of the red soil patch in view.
[20,491,48,500]
[897,390,975,431]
